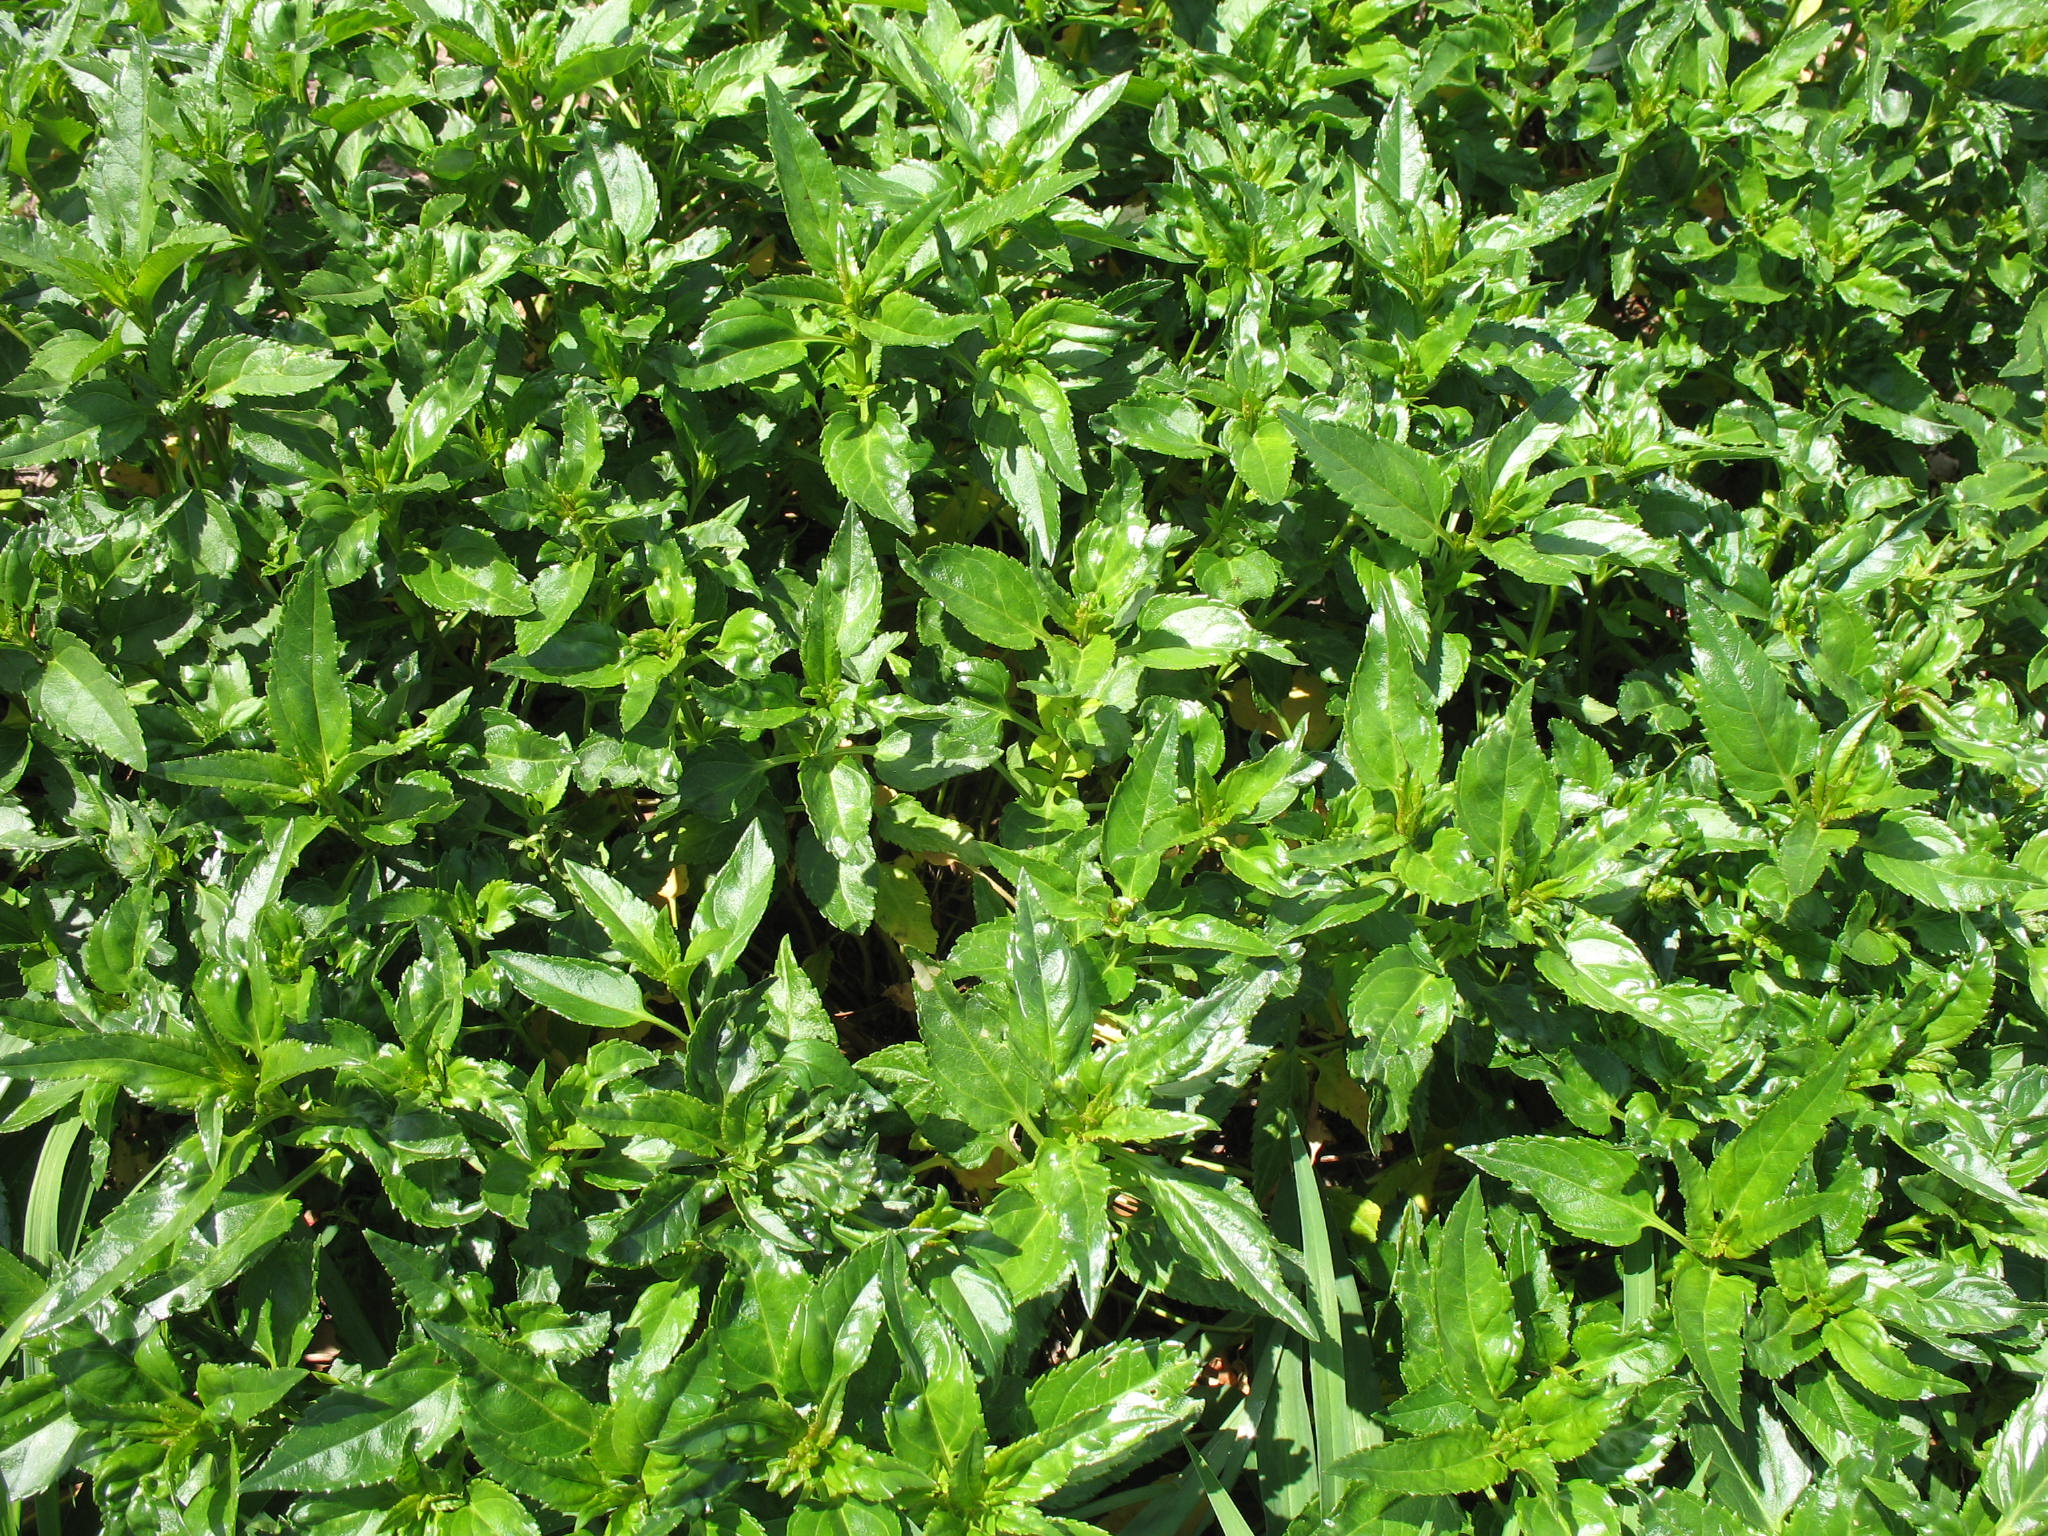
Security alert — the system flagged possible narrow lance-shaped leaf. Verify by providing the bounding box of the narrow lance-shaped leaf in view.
[1008,876,1096,1083]
[1366,88,1434,206]
[798,755,877,934]
[33,632,146,770]
[88,48,157,263]
[246,1358,462,1491]
[1281,411,1448,553]
[1118,964,1283,1101]
[1116,1153,1318,1337]
[563,860,684,988]
[1704,1018,1866,1254]
[1331,1428,1507,1495]
[801,511,883,689]
[1103,711,1184,904]
[1454,682,1556,880]
[0,1133,254,1369]
[1686,598,1818,807]
[1343,613,1439,794]
[0,1035,228,1109]
[197,338,347,403]
[496,952,655,1033]
[1018,1140,1112,1314]
[1432,1181,1521,1406]
[1822,1307,1964,1401]
[686,820,775,982]
[764,81,843,277]
[1461,1136,1681,1246]
[269,566,351,778]
[1289,1123,1362,1500]
[1670,1251,1752,1420]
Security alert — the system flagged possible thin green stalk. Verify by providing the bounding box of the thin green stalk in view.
[1288,1119,1363,1509]
[23,1118,90,1271]
[1180,1431,1260,1536]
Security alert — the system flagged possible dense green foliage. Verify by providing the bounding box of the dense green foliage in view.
[4,0,2048,1530]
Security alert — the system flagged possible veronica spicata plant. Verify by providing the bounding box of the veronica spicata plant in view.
[3,0,2048,1532]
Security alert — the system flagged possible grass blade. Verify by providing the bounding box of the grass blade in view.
[1290,1120,1365,1506]
[1181,1431,1260,1536]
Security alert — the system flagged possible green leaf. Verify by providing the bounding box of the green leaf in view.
[1103,394,1212,458]
[497,952,654,1032]
[400,527,535,618]
[246,1359,461,1491]
[1345,941,1454,1135]
[0,1134,252,1368]
[1133,597,1290,670]
[1342,614,1440,794]
[1670,1252,1752,1420]
[858,291,979,348]
[916,959,1045,1135]
[422,1321,608,1513]
[1116,1153,1317,1337]
[764,81,843,277]
[1281,411,1448,552]
[0,1373,75,1503]
[1861,811,2042,912]
[1330,1428,1506,1494]
[562,136,657,245]
[1985,1381,2048,1532]
[269,566,352,777]
[1534,915,1730,1053]
[1103,711,1185,904]
[987,1184,1074,1304]
[798,755,876,933]
[196,338,347,403]
[563,860,685,987]
[32,632,146,769]
[687,820,776,981]
[553,0,633,67]
[664,298,816,388]
[1365,88,1434,204]
[1686,598,1818,807]
[1774,808,1844,899]
[1433,1181,1521,1406]
[1821,1308,1964,1401]
[0,1035,228,1109]
[1703,1029,1862,1254]
[88,49,159,261]
[1012,1139,1112,1311]
[822,404,916,533]
[907,545,1049,649]
[1460,1136,1677,1246]
[801,510,883,689]
[0,379,149,467]
[883,1279,986,1484]
[1007,876,1096,1083]
[1222,414,1294,504]
[399,342,492,471]
[991,1335,1195,1503]
[157,750,308,797]
[1454,683,1555,877]
[1289,1122,1364,1502]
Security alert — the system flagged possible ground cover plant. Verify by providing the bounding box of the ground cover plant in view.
[2,0,2048,1530]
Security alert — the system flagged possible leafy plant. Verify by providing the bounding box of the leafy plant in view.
[3,0,2048,1532]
